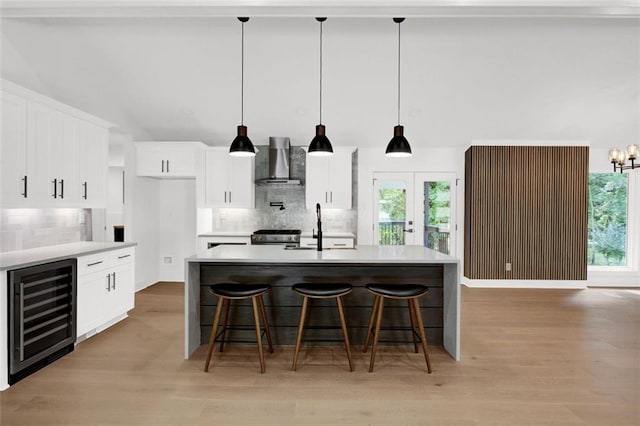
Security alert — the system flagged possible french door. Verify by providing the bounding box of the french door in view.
[373,172,457,256]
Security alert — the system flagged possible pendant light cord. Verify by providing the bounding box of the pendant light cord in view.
[241,19,245,126]
[319,19,323,125]
[397,20,401,126]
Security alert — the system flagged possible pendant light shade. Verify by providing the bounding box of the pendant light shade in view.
[309,124,333,157]
[308,17,333,157]
[229,125,255,157]
[229,17,256,157]
[385,17,412,158]
[386,125,412,157]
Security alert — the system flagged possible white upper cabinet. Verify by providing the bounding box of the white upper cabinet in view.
[78,119,108,206]
[0,91,28,205]
[305,147,355,209]
[201,148,255,208]
[135,142,204,178]
[1,80,111,208]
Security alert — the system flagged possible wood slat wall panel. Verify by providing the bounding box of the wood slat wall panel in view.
[464,146,588,280]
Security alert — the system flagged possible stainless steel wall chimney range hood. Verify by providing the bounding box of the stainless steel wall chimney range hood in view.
[256,137,302,185]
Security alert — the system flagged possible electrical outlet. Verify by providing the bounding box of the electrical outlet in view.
[163,257,172,264]
[505,262,512,272]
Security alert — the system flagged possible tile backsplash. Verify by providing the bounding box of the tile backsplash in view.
[0,208,92,252]
[210,145,358,236]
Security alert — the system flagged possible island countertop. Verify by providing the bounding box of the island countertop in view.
[188,244,458,264]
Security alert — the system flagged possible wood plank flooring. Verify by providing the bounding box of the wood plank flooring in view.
[1,283,638,425]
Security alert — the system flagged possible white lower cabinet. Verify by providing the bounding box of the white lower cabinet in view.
[299,237,354,249]
[77,247,135,339]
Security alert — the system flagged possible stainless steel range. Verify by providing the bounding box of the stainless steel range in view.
[251,229,301,246]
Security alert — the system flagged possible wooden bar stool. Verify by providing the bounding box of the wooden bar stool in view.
[203,283,273,374]
[363,283,432,373]
[291,283,354,372]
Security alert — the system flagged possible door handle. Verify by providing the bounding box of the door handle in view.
[83,181,88,200]
[59,179,64,199]
[112,272,116,290]
[161,160,165,173]
[166,160,170,173]
[22,175,28,198]
[330,191,333,203]
[403,229,414,233]
[52,178,57,198]
[106,274,111,292]
[224,191,227,203]
[228,191,231,203]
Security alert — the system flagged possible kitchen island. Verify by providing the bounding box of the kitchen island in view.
[185,245,460,360]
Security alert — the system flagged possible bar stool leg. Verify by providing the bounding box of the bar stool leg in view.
[363,295,381,353]
[251,296,266,373]
[219,298,231,353]
[407,300,419,353]
[258,295,274,354]
[411,298,432,374]
[291,296,309,371]
[336,296,354,372]
[368,296,385,373]
[204,296,226,372]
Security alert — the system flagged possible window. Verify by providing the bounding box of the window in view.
[588,173,628,266]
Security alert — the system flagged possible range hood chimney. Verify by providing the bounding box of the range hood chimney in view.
[256,137,302,185]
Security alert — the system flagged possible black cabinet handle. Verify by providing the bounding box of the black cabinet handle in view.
[83,181,88,200]
[21,175,27,198]
[87,261,103,267]
[228,191,231,203]
[166,160,170,173]
[52,178,57,198]
[59,179,64,199]
[112,272,116,290]
[106,274,111,292]
[118,254,131,259]
[162,160,165,173]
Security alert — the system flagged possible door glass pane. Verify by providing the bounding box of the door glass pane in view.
[423,181,451,254]
[588,173,628,266]
[378,181,407,245]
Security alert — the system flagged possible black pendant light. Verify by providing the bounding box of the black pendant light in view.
[385,17,412,158]
[308,17,334,157]
[229,17,256,157]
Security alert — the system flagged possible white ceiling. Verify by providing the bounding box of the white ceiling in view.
[1,2,638,150]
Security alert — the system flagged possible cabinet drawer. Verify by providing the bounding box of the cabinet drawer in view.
[77,253,110,276]
[110,247,135,266]
[300,237,354,249]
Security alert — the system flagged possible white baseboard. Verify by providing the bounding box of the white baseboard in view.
[462,277,587,289]
[586,270,640,288]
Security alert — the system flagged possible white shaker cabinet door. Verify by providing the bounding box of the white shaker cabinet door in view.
[227,155,255,208]
[305,155,329,209]
[326,148,352,210]
[78,119,108,207]
[204,149,229,206]
[77,271,108,337]
[0,91,28,206]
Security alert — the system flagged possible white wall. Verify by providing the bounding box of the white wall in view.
[158,179,197,282]
[130,175,159,290]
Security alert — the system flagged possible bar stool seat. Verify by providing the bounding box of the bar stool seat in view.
[363,283,432,374]
[291,283,354,371]
[203,283,273,374]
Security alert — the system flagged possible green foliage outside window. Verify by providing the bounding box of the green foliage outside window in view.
[588,173,628,266]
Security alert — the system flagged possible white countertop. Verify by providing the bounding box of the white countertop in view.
[188,244,458,264]
[0,241,137,271]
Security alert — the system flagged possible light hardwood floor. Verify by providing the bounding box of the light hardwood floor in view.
[1,283,638,425]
